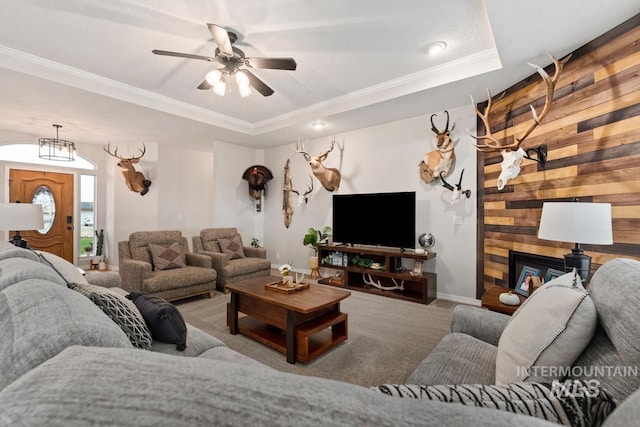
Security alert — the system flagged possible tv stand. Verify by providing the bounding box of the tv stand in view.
[317,244,437,304]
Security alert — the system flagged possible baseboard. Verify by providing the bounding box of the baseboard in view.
[436,292,481,306]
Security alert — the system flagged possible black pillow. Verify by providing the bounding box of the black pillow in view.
[126,292,187,351]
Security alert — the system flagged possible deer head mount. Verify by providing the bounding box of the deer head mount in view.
[104,143,152,196]
[242,165,273,212]
[291,136,341,191]
[419,111,456,184]
[440,169,471,204]
[291,175,314,205]
[469,53,571,190]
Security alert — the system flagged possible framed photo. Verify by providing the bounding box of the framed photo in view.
[515,266,541,297]
[544,268,566,283]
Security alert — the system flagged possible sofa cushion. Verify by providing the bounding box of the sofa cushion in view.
[0,280,132,391]
[127,292,187,351]
[142,266,217,294]
[149,242,186,270]
[0,345,560,427]
[127,230,185,265]
[218,235,246,260]
[373,382,617,427]
[496,271,597,385]
[406,332,498,385]
[0,257,67,290]
[36,250,89,285]
[69,283,153,350]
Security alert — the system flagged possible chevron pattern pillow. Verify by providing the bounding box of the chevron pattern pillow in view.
[218,235,246,260]
[68,282,153,350]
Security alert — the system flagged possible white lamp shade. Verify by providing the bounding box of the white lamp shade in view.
[0,203,44,231]
[538,202,613,244]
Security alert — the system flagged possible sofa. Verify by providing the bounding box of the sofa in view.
[118,230,218,301]
[1,241,638,426]
[192,227,271,292]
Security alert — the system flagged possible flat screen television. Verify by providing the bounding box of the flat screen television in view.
[332,191,416,249]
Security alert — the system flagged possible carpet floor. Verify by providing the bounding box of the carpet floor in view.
[175,285,458,387]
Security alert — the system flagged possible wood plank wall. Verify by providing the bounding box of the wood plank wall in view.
[476,13,640,298]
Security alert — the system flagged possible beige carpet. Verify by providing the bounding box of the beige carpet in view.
[175,285,457,387]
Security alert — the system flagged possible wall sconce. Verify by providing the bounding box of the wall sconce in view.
[537,201,613,281]
[0,202,44,248]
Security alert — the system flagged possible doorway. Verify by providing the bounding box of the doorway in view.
[9,169,74,262]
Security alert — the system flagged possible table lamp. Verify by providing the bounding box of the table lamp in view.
[537,201,612,281]
[0,203,44,248]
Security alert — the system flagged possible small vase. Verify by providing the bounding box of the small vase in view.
[98,261,107,271]
[282,275,293,285]
[309,256,320,279]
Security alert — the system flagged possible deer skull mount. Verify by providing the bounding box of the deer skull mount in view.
[292,136,341,191]
[104,143,152,196]
[440,169,471,204]
[242,165,273,212]
[419,111,456,184]
[291,175,314,205]
[469,53,570,190]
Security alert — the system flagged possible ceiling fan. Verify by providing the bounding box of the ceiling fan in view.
[152,23,297,97]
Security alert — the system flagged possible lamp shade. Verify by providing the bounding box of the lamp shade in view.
[0,203,45,231]
[537,202,612,244]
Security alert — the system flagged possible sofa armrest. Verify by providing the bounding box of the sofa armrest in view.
[450,305,510,346]
[119,259,152,293]
[243,246,266,259]
[196,251,230,271]
[185,252,212,268]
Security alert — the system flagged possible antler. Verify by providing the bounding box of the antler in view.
[317,136,336,161]
[439,171,454,191]
[431,110,455,134]
[291,175,314,197]
[291,138,311,161]
[103,142,147,160]
[469,54,570,153]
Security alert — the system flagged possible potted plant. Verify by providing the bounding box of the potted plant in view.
[303,226,331,279]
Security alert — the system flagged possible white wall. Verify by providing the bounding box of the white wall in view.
[261,105,479,303]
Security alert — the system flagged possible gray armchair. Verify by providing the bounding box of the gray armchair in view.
[192,227,271,292]
[118,230,217,302]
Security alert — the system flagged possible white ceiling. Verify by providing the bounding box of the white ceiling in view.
[0,0,638,149]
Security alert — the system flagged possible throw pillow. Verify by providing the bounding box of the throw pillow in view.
[68,282,153,350]
[127,291,187,351]
[372,382,616,427]
[217,235,245,260]
[148,242,186,271]
[496,271,597,384]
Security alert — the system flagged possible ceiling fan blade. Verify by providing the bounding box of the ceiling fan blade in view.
[243,70,274,97]
[197,80,212,90]
[245,57,297,71]
[152,49,215,62]
[207,23,234,56]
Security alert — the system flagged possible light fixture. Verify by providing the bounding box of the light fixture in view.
[213,77,227,96]
[236,71,252,98]
[537,200,613,282]
[206,69,255,97]
[312,122,325,130]
[0,202,44,248]
[39,124,76,161]
[426,41,447,56]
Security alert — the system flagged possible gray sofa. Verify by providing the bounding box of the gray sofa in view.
[0,241,637,426]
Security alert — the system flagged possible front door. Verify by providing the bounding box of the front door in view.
[9,169,74,262]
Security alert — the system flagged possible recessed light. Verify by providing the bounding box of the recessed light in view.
[426,41,447,56]
[312,122,325,130]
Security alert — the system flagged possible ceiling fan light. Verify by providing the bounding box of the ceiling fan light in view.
[239,85,252,98]
[213,80,226,96]
[235,71,250,87]
[206,69,223,86]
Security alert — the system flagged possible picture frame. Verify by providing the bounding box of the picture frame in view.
[515,266,541,297]
[544,268,566,283]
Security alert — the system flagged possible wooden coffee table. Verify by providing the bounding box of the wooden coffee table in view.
[226,276,351,364]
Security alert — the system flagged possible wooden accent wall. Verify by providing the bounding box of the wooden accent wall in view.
[477,13,640,297]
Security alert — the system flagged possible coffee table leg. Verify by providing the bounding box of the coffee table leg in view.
[286,310,297,364]
[229,292,238,335]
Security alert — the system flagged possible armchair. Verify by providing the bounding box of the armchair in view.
[192,228,271,292]
[118,230,217,302]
